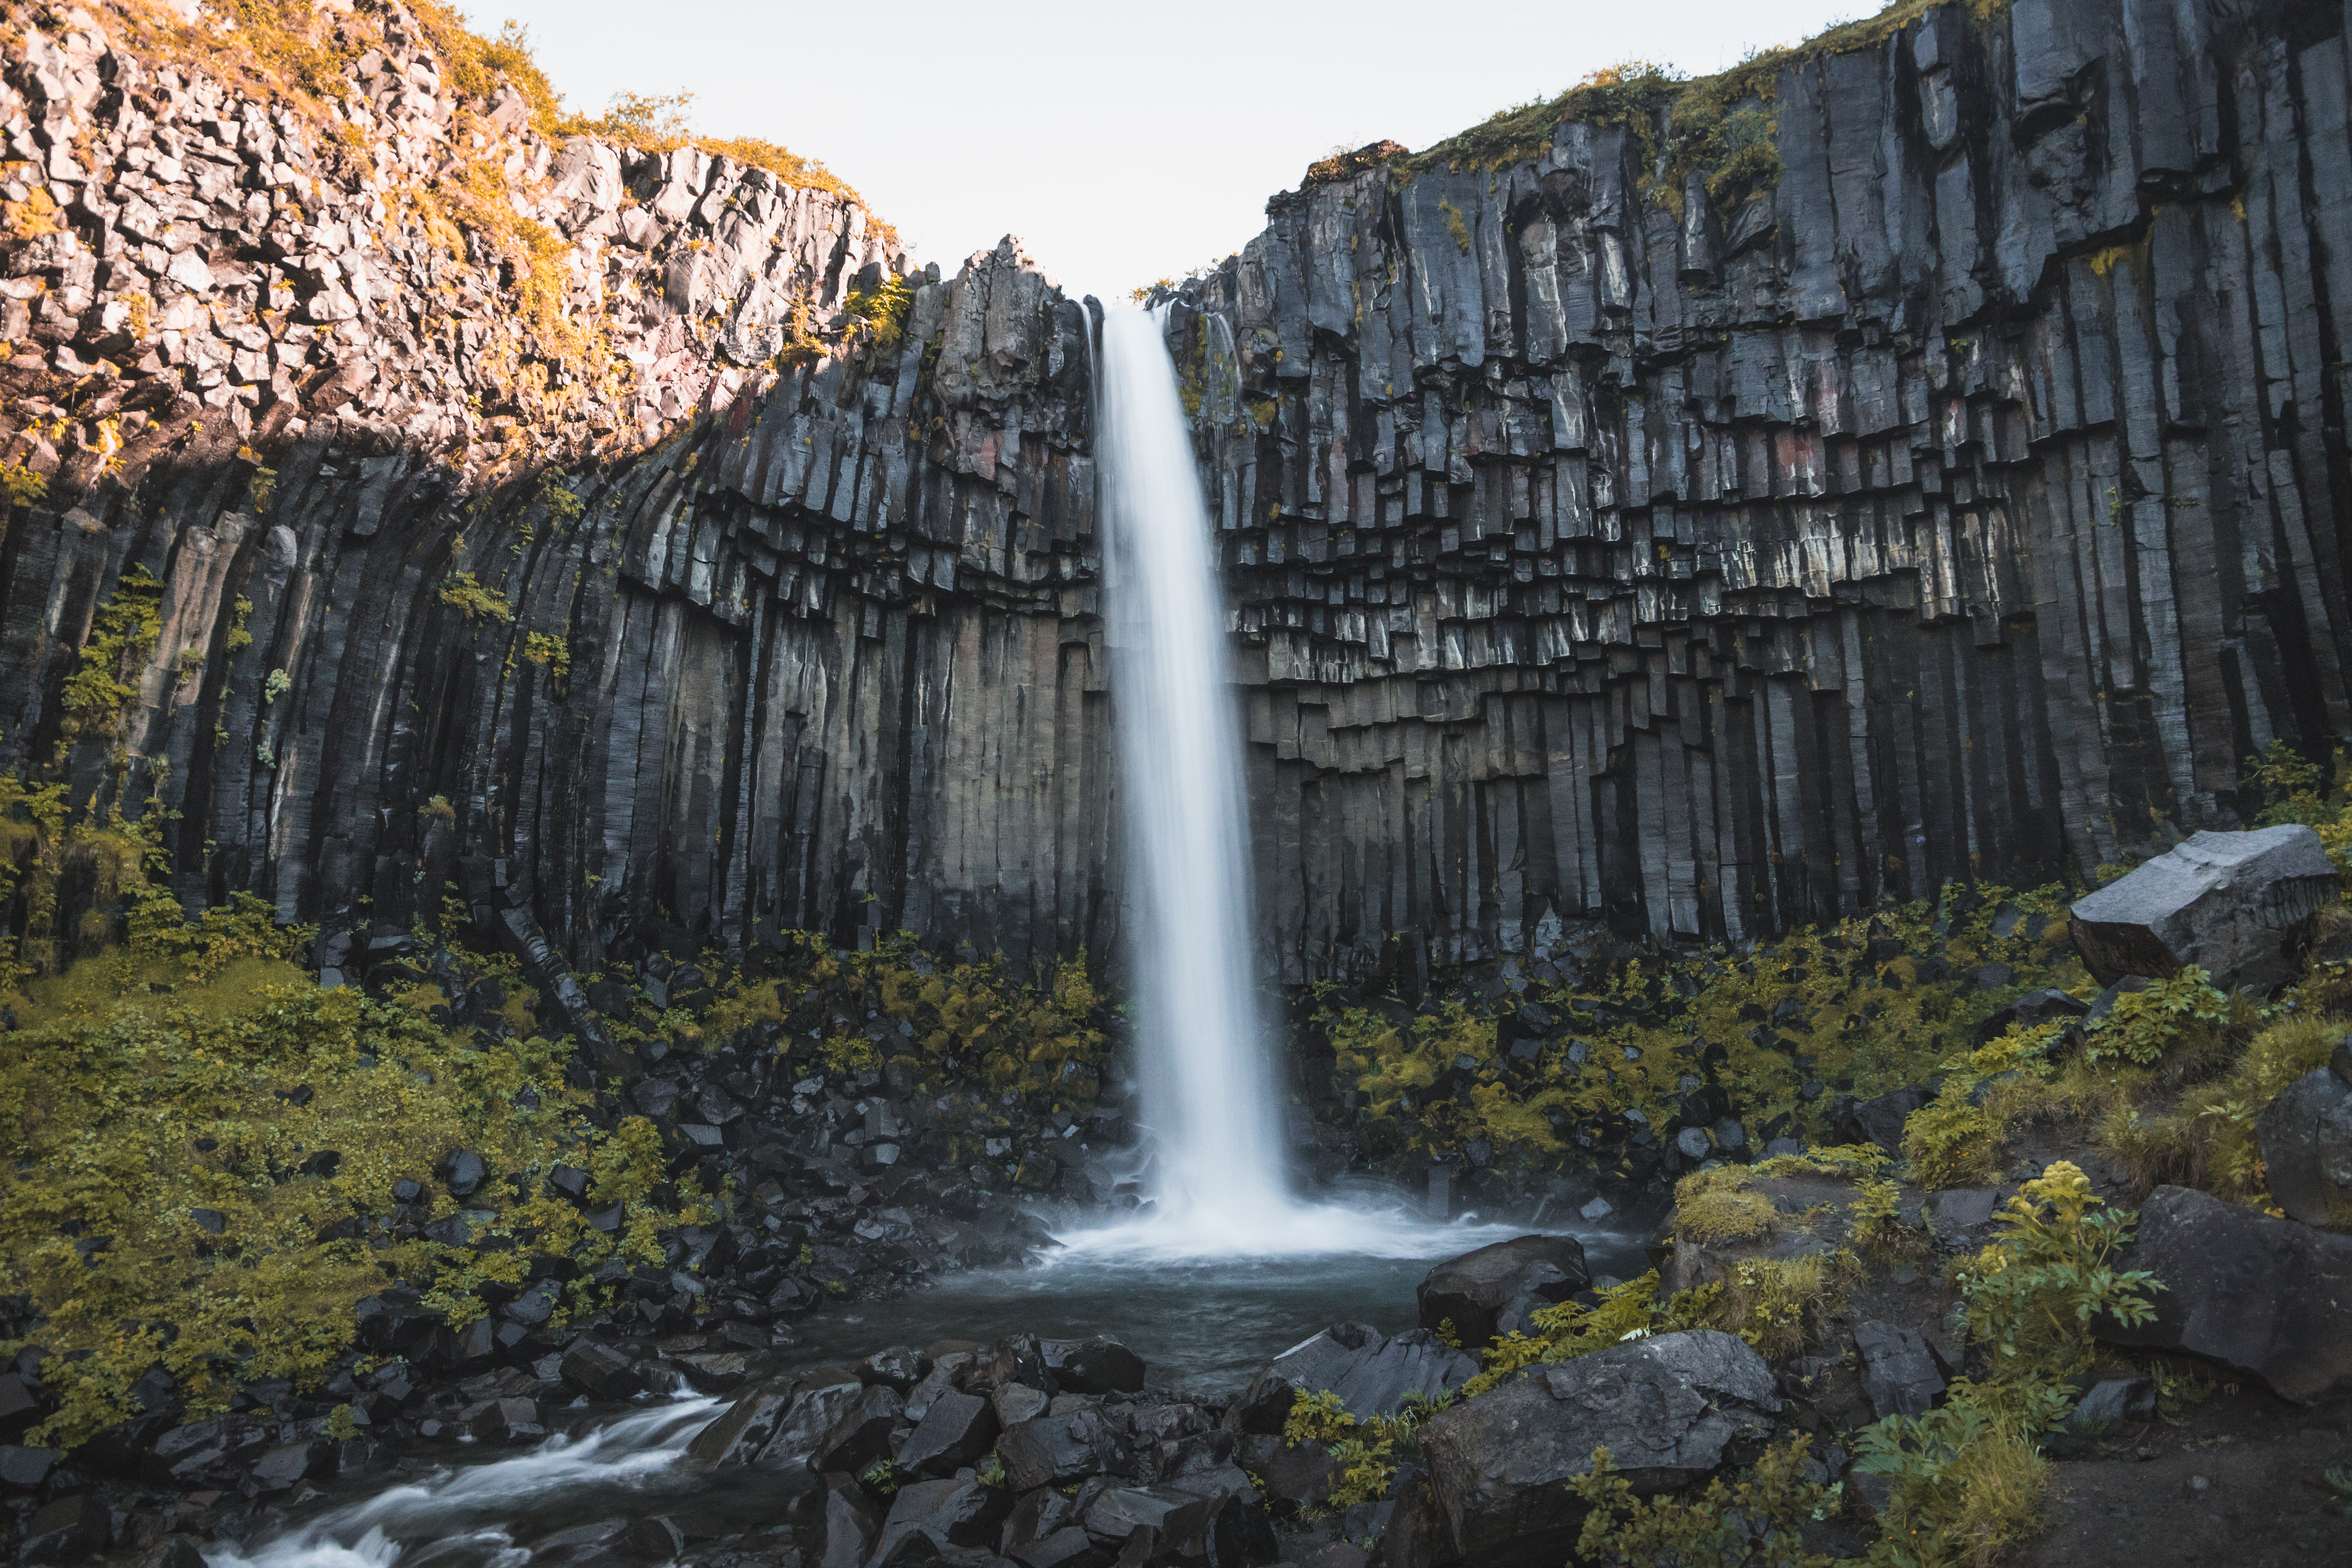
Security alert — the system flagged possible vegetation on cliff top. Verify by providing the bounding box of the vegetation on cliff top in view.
[1282,0,2017,216]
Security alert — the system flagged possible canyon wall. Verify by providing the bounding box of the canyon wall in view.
[0,2,1110,982]
[3,0,2350,991]
[1170,0,2352,978]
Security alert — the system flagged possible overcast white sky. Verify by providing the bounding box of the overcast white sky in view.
[481,0,1868,299]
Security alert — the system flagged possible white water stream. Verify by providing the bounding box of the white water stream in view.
[1070,306,1523,1262]
[201,1397,720,1568]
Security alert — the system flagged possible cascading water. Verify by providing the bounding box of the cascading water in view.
[1093,304,1291,1244]
[1070,306,1531,1261]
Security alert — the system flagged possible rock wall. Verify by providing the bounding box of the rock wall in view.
[6,0,2352,992]
[1167,0,2352,978]
[0,1,1110,978]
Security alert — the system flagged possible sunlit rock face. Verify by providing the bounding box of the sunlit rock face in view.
[5,0,2350,991]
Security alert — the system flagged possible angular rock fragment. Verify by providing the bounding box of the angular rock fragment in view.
[1230,1324,1477,1434]
[2099,1184,2352,1403]
[1415,1330,1779,1567]
[2254,1057,2352,1228]
[2070,827,2340,991]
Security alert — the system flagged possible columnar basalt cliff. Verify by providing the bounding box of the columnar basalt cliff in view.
[0,1,1107,987]
[1166,0,2352,978]
[4,0,2352,997]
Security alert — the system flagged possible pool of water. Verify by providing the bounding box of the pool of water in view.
[789,1220,1652,1394]
[202,1211,1649,1567]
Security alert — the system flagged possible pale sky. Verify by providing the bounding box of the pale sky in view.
[481,0,1870,299]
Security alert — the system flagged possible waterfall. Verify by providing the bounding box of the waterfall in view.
[1096,304,1291,1241]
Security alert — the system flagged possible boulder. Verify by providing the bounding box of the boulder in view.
[1414,1330,1779,1567]
[873,1475,1012,1559]
[686,1379,796,1466]
[2254,1057,2352,1227]
[815,1473,881,1568]
[998,1404,1130,1490]
[1852,1321,1944,1419]
[895,1388,998,1478]
[559,1338,644,1400]
[18,1493,111,1564]
[812,1381,903,1473]
[1041,1336,1147,1395]
[1416,1236,1591,1349]
[1229,1324,1478,1434]
[1836,1086,1931,1156]
[2069,826,2340,991]
[2098,1184,2352,1403]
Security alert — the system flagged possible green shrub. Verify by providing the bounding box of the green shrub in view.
[1572,1434,1836,1568]
[2083,968,2227,1066]
[1852,1161,2163,1565]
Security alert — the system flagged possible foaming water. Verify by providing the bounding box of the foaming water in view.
[202,1396,719,1568]
[1050,1187,1537,1265]
[1098,303,1288,1234]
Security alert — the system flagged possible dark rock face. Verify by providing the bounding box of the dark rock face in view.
[1415,1235,1590,1348]
[1413,1330,1779,1567]
[2256,1060,2352,1228]
[2070,828,2342,990]
[1853,1320,1945,1419]
[8,0,2352,985]
[2099,1185,2352,1403]
[1161,0,2352,974]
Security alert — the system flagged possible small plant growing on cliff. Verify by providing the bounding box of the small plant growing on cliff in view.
[439,570,512,623]
[59,567,164,741]
[263,669,292,703]
[419,795,456,824]
[522,633,571,680]
[844,274,914,351]
[537,471,585,524]
[0,459,48,508]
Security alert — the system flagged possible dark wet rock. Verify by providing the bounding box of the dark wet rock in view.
[896,1389,999,1479]
[2070,827,2341,991]
[1041,1337,1146,1396]
[1010,1525,1106,1568]
[998,1405,1130,1491]
[1415,1330,1779,1568]
[18,1492,112,1563]
[2099,1184,2352,1403]
[877,1475,1013,1555]
[0,1371,37,1442]
[813,1381,904,1473]
[560,1339,645,1400]
[2254,1061,2352,1228]
[1837,1086,1933,1156]
[816,1473,883,1568]
[0,1444,58,1491]
[1231,1324,1478,1435]
[2049,1375,2155,1456]
[1417,1236,1590,1349]
[1853,1321,1944,1419]
[862,1344,934,1393]
[993,1383,1050,1427]
[674,1351,753,1393]
[688,1379,796,1466]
